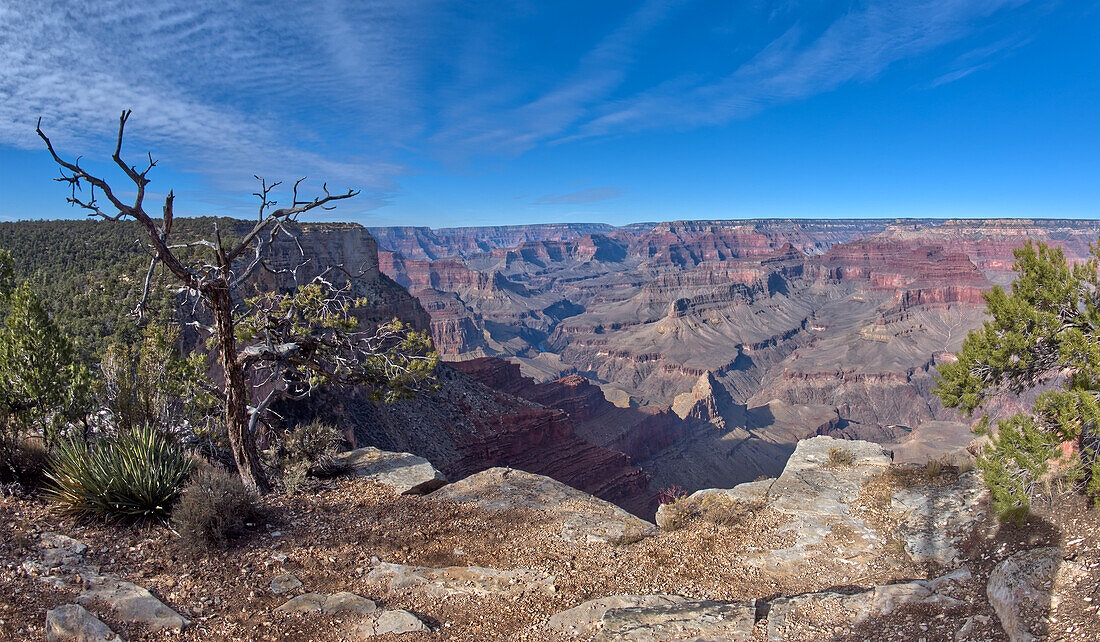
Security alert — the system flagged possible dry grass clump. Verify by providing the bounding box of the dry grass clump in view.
[264,419,348,494]
[660,493,765,531]
[828,446,856,467]
[172,464,259,554]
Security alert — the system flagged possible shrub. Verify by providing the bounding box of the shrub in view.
[659,493,763,531]
[0,435,50,493]
[264,419,346,494]
[173,465,258,553]
[924,455,948,480]
[828,446,855,467]
[657,485,687,505]
[45,425,193,521]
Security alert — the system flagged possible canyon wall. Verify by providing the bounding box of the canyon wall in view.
[371,218,1100,494]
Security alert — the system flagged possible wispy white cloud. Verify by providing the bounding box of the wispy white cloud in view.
[567,0,1034,139]
[0,0,1043,213]
[533,186,624,205]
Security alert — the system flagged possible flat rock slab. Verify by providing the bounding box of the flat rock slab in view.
[353,609,429,637]
[365,561,554,598]
[987,547,1061,642]
[429,467,655,544]
[744,436,892,577]
[766,569,969,642]
[276,592,377,616]
[337,447,447,495]
[45,604,122,642]
[892,471,987,566]
[548,595,691,637]
[593,600,755,641]
[77,575,189,633]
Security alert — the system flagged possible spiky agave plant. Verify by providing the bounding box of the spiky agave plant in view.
[46,425,193,521]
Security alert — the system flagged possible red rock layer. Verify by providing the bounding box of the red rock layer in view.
[452,358,696,464]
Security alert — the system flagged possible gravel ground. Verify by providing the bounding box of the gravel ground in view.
[2,467,1098,641]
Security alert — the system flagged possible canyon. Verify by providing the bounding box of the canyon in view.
[368,218,1100,508]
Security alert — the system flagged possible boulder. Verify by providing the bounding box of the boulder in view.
[45,604,122,642]
[593,600,756,641]
[892,471,986,566]
[76,575,189,633]
[270,573,303,594]
[337,447,447,495]
[429,467,655,543]
[547,595,691,637]
[353,609,429,637]
[987,547,1060,642]
[365,561,554,598]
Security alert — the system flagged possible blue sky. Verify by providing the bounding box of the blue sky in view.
[1,0,1098,227]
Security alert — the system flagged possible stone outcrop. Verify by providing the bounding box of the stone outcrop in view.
[45,604,122,642]
[353,610,429,637]
[430,467,656,544]
[275,592,378,616]
[546,595,692,637]
[765,569,970,641]
[77,575,190,633]
[28,532,190,635]
[594,599,756,641]
[986,547,1063,642]
[892,471,987,566]
[336,447,447,495]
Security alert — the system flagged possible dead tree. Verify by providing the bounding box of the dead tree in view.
[36,111,436,492]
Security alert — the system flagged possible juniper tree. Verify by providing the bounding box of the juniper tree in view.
[36,112,437,492]
[0,282,92,452]
[935,240,1100,522]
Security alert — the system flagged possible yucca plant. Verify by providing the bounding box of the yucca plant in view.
[46,425,193,521]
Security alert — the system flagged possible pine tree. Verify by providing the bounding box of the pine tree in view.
[935,240,1100,522]
[0,283,92,449]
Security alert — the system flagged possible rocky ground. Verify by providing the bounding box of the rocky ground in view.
[3,436,1099,641]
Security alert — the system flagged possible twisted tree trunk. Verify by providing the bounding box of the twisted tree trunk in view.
[210,284,269,493]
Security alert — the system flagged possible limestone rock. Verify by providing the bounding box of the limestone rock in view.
[987,547,1061,642]
[39,532,90,572]
[337,447,447,495]
[547,595,691,637]
[354,609,429,637]
[892,471,986,566]
[429,467,655,543]
[743,436,892,577]
[322,592,378,616]
[766,569,969,641]
[270,573,303,594]
[274,593,327,613]
[275,591,378,616]
[365,561,554,598]
[594,600,755,641]
[77,575,189,633]
[45,604,122,642]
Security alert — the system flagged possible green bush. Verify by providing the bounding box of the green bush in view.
[264,419,346,493]
[172,465,258,553]
[45,425,193,521]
